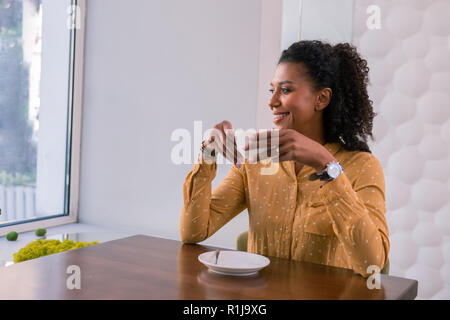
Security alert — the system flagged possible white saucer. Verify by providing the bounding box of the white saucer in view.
[198,250,270,277]
[208,269,259,277]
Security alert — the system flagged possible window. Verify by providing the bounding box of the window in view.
[0,0,85,234]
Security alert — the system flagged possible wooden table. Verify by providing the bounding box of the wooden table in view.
[0,235,417,299]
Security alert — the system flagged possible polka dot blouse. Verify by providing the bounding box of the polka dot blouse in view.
[180,142,390,278]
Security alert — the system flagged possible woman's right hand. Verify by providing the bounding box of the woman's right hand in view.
[202,120,242,168]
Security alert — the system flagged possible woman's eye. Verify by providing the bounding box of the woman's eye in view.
[269,88,291,94]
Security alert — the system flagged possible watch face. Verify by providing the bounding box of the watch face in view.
[327,163,342,179]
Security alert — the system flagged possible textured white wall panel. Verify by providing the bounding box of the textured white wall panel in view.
[353,0,450,299]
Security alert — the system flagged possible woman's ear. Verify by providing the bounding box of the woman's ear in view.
[315,88,332,111]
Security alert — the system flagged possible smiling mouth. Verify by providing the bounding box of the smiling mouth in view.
[273,112,290,121]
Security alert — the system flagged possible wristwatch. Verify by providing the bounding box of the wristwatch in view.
[309,161,343,181]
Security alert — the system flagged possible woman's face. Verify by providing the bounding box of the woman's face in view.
[269,62,322,134]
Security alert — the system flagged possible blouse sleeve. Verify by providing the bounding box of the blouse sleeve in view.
[316,155,390,277]
[180,160,247,244]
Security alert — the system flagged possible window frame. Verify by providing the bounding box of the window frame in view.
[0,0,86,236]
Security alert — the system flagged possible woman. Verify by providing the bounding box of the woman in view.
[180,40,389,278]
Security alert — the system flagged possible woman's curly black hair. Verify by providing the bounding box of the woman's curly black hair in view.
[278,40,375,153]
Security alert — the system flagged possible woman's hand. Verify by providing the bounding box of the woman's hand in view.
[202,120,242,168]
[277,129,336,171]
[244,129,336,172]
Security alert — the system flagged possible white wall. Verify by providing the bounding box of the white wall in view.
[353,0,450,300]
[299,0,354,43]
[79,0,272,249]
[280,0,301,51]
[256,0,283,129]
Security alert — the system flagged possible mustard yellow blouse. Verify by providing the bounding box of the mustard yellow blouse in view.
[180,142,390,277]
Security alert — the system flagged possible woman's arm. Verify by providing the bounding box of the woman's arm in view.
[317,155,390,277]
[180,161,247,244]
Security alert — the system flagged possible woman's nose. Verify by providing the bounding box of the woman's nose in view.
[269,91,281,109]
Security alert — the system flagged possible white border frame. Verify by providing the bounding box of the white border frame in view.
[0,0,86,236]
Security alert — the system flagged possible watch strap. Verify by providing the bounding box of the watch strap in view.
[308,161,343,181]
[308,171,332,181]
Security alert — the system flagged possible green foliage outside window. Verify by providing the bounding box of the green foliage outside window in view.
[0,0,39,181]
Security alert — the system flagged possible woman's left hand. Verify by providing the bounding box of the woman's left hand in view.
[244,129,336,172]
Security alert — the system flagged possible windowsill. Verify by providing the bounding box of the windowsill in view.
[0,223,117,265]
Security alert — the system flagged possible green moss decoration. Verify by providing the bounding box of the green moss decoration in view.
[6,231,18,241]
[13,239,99,263]
[35,228,47,237]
